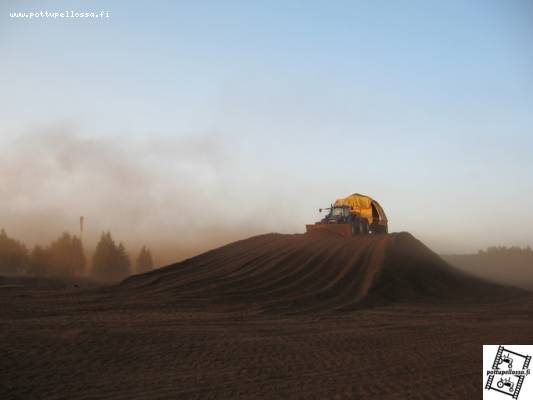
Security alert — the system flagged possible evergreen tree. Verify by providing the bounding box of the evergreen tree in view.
[46,232,85,277]
[92,232,131,282]
[136,246,154,273]
[28,245,49,276]
[0,228,29,275]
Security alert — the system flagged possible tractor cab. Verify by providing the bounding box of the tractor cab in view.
[322,205,352,224]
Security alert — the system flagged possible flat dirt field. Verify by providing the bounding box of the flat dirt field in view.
[2,233,532,399]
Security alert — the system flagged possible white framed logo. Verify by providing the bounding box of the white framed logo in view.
[484,345,532,399]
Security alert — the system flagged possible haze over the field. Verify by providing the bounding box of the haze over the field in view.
[1,0,532,264]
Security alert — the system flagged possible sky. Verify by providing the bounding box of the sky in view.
[1,0,532,264]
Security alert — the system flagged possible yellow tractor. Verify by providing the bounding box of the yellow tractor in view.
[306,193,388,237]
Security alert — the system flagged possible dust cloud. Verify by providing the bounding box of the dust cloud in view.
[0,127,301,266]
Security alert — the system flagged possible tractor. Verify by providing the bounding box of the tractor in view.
[498,353,513,369]
[497,377,515,393]
[306,193,388,237]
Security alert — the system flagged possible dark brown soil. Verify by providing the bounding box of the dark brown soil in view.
[1,233,532,399]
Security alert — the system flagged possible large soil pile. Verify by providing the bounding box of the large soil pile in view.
[120,232,520,312]
[1,233,531,399]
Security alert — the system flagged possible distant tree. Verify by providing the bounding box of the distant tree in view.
[28,245,49,276]
[0,229,29,275]
[116,243,130,276]
[46,233,85,277]
[92,232,131,282]
[136,246,153,274]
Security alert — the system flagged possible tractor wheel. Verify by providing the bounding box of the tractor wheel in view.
[361,219,369,234]
[351,219,363,236]
[497,381,504,388]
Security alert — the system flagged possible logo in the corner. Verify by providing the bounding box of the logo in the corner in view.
[484,345,532,399]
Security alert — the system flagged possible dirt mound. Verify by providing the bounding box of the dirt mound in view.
[120,232,523,312]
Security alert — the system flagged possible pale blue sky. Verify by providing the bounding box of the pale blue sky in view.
[1,0,532,259]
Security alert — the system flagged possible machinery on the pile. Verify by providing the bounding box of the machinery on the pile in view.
[306,193,388,237]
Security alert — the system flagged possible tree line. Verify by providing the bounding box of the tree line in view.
[444,245,533,291]
[476,245,533,270]
[0,229,153,282]
[479,245,533,255]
